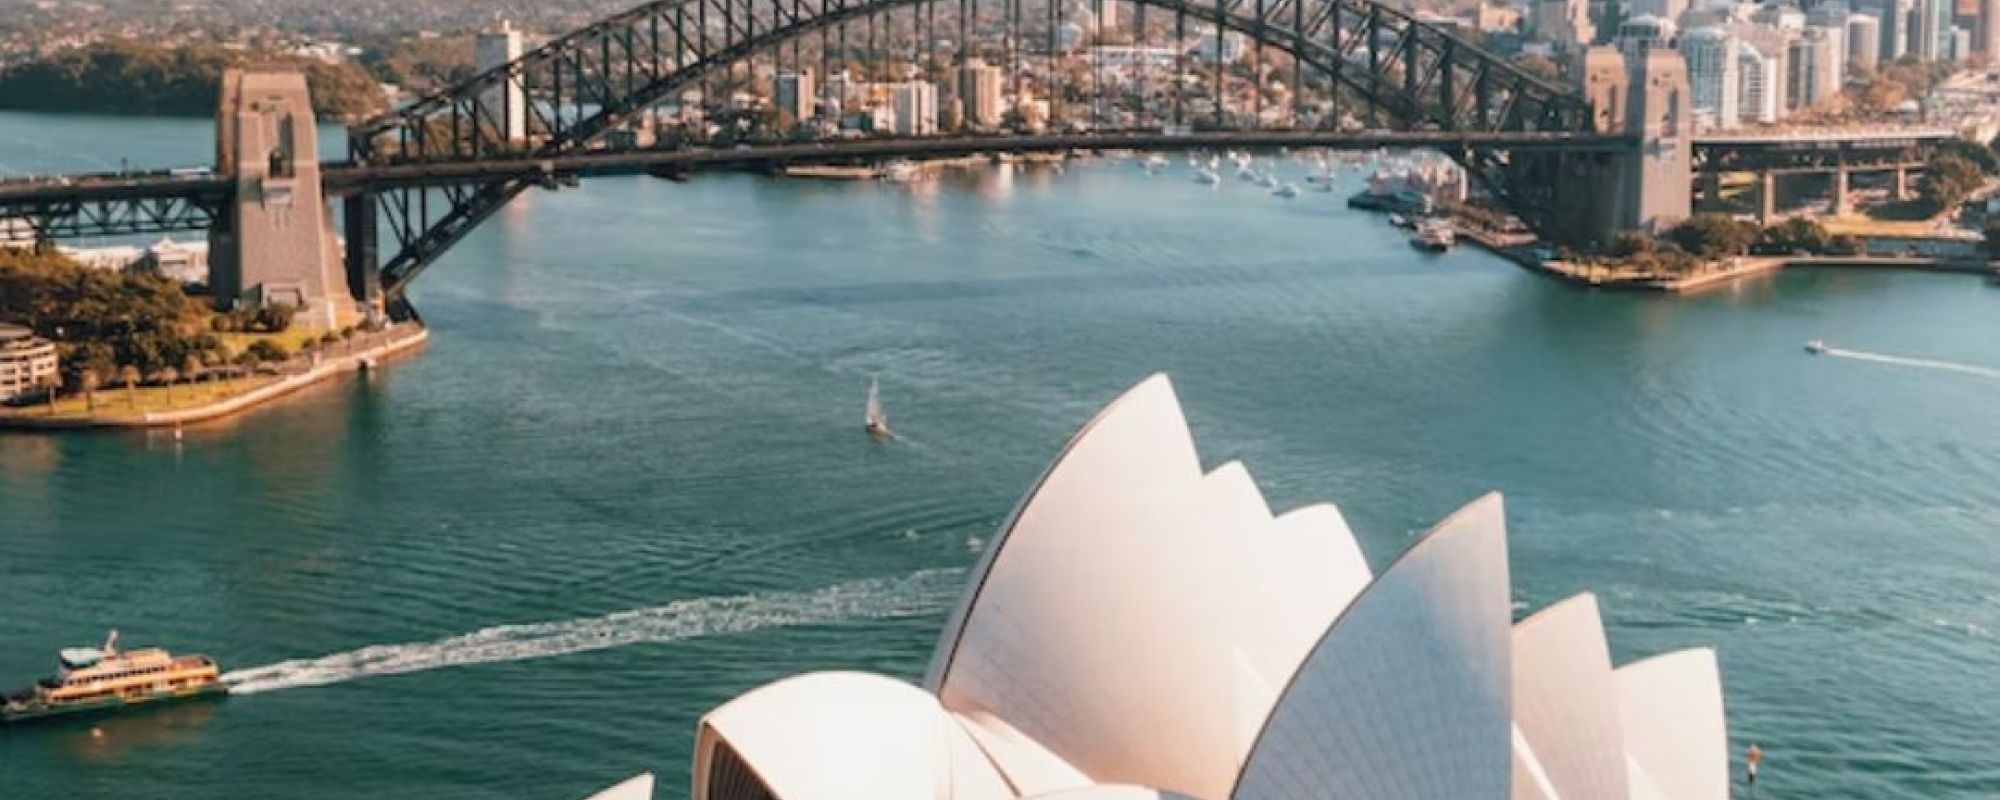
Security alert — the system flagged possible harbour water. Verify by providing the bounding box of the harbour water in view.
[3,111,2000,799]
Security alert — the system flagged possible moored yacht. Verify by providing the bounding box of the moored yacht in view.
[3,632,225,723]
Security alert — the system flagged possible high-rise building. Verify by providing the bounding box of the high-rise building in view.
[957,59,1005,129]
[1808,1,1850,61]
[1952,23,1974,60]
[476,20,527,144]
[1683,27,1741,130]
[1532,0,1596,47]
[1983,0,2000,57]
[1737,38,1784,123]
[1617,14,1677,60]
[1786,28,1840,110]
[773,70,816,122]
[1630,0,1691,24]
[1872,0,1914,60]
[1915,0,1952,59]
[1849,13,1883,71]
[890,81,938,135]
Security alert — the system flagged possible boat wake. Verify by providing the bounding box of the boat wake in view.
[221,569,964,695]
[1820,346,2000,380]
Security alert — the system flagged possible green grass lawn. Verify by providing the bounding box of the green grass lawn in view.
[1,376,281,421]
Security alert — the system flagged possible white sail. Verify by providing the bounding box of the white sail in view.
[866,378,887,430]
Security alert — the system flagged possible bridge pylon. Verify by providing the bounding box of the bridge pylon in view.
[1554,46,1693,245]
[210,69,354,330]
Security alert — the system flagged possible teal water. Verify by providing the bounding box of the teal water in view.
[3,112,1999,799]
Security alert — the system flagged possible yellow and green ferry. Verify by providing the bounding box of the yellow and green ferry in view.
[3,631,226,723]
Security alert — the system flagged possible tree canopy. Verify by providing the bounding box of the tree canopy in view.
[0,40,386,119]
[0,248,221,377]
[1919,153,1985,214]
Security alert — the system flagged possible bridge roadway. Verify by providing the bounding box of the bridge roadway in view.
[0,130,1634,210]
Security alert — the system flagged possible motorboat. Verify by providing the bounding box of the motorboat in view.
[1805,340,1828,355]
[1273,183,1300,199]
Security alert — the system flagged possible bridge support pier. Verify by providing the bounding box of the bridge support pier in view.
[1757,171,1778,225]
[343,192,382,314]
[210,69,352,331]
[1892,166,1911,201]
[1832,166,1851,217]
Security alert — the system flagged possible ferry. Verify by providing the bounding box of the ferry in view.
[1410,219,1455,252]
[2,631,225,723]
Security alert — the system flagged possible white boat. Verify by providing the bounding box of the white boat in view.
[1237,166,1258,182]
[865,377,890,438]
[1256,173,1278,189]
[1805,340,1828,355]
[1144,153,1170,169]
[1409,219,1455,252]
[1273,183,1300,199]
[882,160,921,182]
[1194,169,1221,185]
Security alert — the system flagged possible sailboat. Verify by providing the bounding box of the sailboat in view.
[865,377,890,438]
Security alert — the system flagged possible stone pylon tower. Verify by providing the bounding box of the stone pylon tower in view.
[210,69,350,330]
[1554,46,1694,245]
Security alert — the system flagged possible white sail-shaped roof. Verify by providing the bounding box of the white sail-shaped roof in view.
[1022,787,1199,800]
[580,773,655,800]
[1233,494,1513,800]
[1510,593,1629,800]
[687,375,1732,800]
[925,375,1375,799]
[694,672,1010,800]
[1614,649,1729,800]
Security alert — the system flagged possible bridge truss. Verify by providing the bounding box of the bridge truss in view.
[342,0,1598,297]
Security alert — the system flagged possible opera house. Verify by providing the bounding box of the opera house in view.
[594,374,1730,800]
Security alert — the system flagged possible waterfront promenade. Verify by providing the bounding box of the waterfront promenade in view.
[0,324,427,430]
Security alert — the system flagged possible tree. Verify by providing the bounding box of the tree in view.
[1936,139,2000,176]
[245,339,290,365]
[75,369,99,412]
[119,364,141,408]
[158,366,179,404]
[1764,218,1834,253]
[1666,214,1759,258]
[1919,154,1984,213]
[253,303,296,333]
[40,373,60,415]
[1609,231,1658,258]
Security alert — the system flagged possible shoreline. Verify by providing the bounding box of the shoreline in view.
[0,325,429,431]
[1437,210,2000,292]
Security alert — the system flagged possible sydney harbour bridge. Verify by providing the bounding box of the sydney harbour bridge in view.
[0,0,1950,317]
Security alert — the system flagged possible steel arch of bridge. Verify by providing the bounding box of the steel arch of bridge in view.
[348,0,1601,297]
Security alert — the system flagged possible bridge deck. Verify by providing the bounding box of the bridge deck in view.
[0,131,1633,208]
